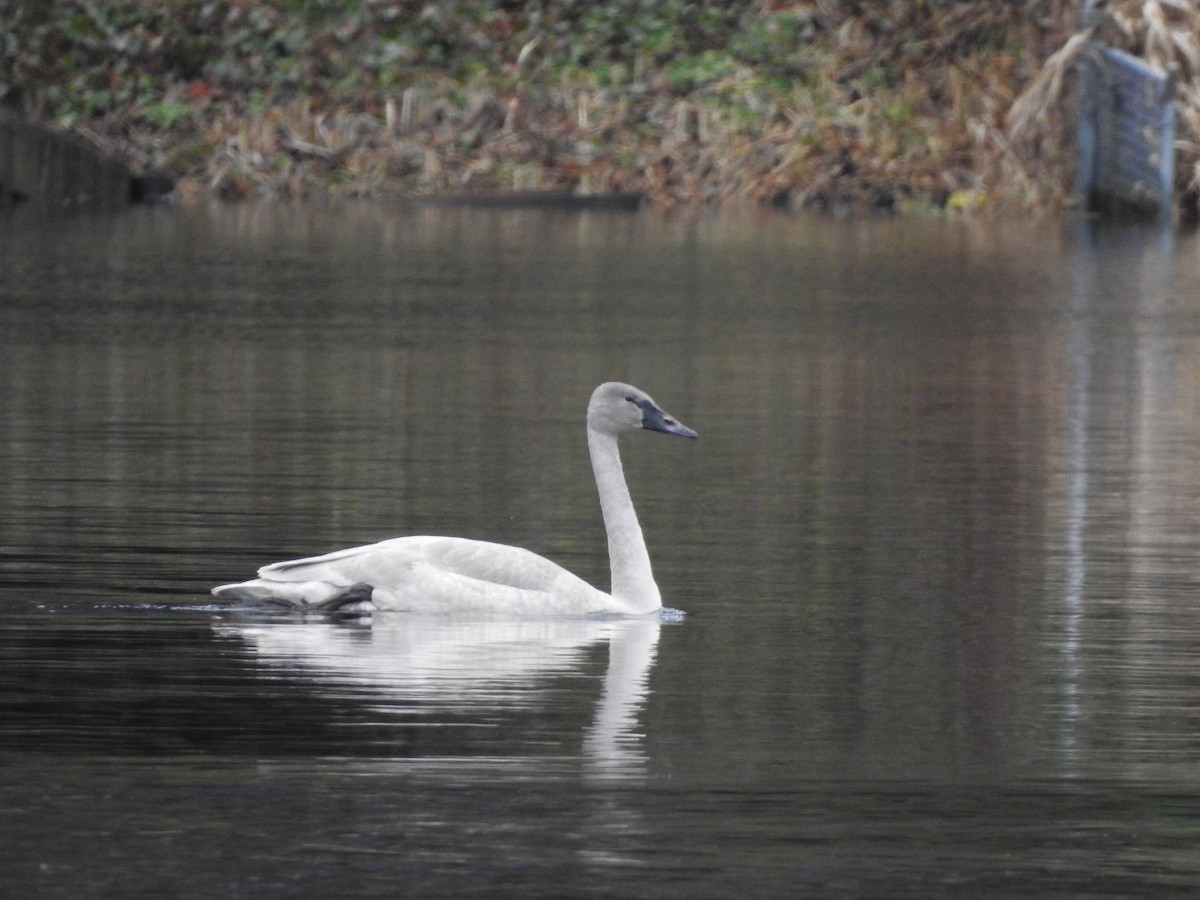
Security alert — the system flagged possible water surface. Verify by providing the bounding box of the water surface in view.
[2,203,1200,896]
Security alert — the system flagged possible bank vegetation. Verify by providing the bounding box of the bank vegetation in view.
[3,0,1200,214]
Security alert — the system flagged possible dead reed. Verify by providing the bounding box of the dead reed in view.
[995,0,1200,216]
[11,1,1200,213]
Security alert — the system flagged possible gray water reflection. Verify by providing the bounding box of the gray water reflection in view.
[3,203,1200,895]
[217,614,660,780]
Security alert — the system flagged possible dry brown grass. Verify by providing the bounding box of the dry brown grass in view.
[1126,0,1200,208]
[22,1,1200,213]
[993,0,1200,215]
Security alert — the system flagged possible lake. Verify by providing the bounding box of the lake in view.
[2,201,1199,896]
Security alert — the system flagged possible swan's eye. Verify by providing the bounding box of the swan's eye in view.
[625,395,635,403]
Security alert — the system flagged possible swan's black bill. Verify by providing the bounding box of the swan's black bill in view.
[641,404,698,439]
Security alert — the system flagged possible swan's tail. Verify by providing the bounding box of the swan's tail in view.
[211,580,376,613]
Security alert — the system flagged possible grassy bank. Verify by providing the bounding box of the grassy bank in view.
[2,1,1197,213]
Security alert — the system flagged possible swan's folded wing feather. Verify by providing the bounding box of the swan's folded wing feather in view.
[257,535,595,599]
[415,538,579,592]
[257,541,398,583]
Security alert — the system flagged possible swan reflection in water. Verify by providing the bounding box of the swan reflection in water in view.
[215,613,663,779]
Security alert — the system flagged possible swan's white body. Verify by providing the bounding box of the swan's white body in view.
[212,382,696,616]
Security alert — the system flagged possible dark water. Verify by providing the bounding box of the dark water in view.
[3,202,1200,896]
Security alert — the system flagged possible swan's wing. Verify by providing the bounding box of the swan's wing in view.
[256,538,417,584]
[260,536,563,590]
[254,535,607,613]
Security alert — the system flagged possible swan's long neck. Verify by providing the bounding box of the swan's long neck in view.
[588,427,661,614]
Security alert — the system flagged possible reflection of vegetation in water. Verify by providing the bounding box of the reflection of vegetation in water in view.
[2,2,1199,213]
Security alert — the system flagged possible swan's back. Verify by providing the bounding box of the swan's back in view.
[218,535,612,615]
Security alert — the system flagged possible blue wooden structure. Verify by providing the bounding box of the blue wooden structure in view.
[1076,45,1177,218]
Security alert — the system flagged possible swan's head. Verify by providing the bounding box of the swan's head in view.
[588,382,698,439]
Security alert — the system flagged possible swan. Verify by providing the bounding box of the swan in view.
[212,382,697,616]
